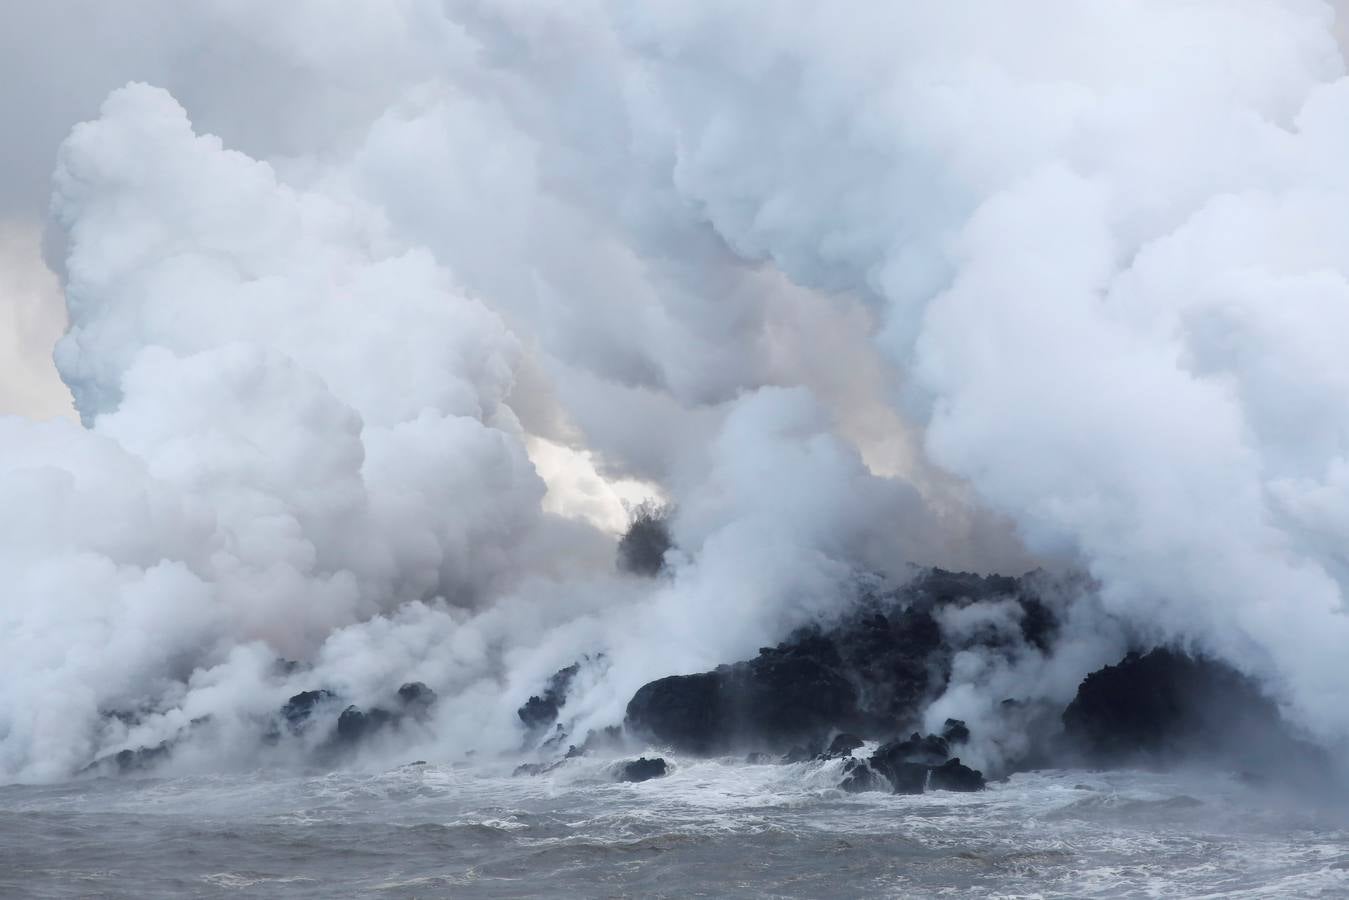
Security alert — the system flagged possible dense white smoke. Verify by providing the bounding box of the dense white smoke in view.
[0,0,1347,781]
[609,0,1349,742]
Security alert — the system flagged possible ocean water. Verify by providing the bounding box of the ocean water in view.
[2,755,1347,899]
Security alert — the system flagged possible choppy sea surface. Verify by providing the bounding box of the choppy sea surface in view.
[2,755,1347,899]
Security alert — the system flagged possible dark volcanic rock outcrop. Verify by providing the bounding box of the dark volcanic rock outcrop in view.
[867,757,930,794]
[928,758,985,792]
[397,682,437,717]
[1062,648,1331,783]
[941,718,971,746]
[618,757,668,782]
[875,732,951,767]
[864,731,986,793]
[821,733,865,759]
[80,741,173,777]
[625,569,1051,755]
[281,689,335,732]
[272,682,439,751]
[518,663,581,735]
[81,716,214,777]
[625,635,858,755]
[335,705,396,744]
[839,757,892,793]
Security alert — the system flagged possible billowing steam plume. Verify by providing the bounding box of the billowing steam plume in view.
[1,0,1348,781]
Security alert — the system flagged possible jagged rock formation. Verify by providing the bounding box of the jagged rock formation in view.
[518,664,580,735]
[618,757,668,782]
[928,758,985,791]
[281,689,335,731]
[80,715,213,777]
[1061,648,1332,786]
[82,741,173,777]
[268,682,439,752]
[820,733,865,759]
[845,727,985,794]
[624,569,1052,755]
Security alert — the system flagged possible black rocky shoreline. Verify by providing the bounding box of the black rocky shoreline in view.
[508,568,1335,795]
[88,567,1335,797]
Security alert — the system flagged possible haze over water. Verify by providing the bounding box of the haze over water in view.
[5,760,1348,899]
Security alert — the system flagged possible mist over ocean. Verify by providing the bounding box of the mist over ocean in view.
[6,763,1349,898]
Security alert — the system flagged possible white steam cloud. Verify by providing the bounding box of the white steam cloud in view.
[0,0,1347,781]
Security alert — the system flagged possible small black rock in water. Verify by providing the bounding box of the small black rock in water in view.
[821,733,865,759]
[865,731,986,794]
[838,758,889,794]
[928,758,985,792]
[618,757,667,782]
[113,743,172,773]
[875,732,950,767]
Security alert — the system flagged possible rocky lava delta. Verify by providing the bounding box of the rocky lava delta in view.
[88,568,1334,796]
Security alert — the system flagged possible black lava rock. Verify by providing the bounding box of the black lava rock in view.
[864,729,985,793]
[79,741,172,777]
[281,690,334,730]
[397,682,436,716]
[82,715,213,776]
[624,569,1052,756]
[874,759,930,794]
[1061,648,1330,781]
[112,742,171,773]
[941,719,971,745]
[822,733,865,759]
[335,706,396,744]
[928,757,985,792]
[627,639,858,756]
[870,737,937,793]
[518,663,581,734]
[839,758,890,793]
[876,732,951,767]
[618,757,668,782]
